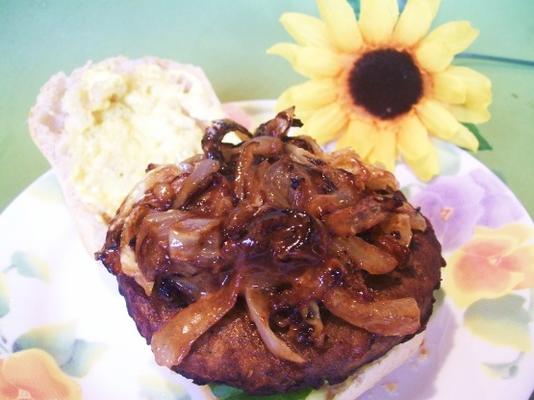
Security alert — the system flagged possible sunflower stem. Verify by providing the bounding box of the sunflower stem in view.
[457,53,534,68]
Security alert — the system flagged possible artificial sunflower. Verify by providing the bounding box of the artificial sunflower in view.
[268,0,492,180]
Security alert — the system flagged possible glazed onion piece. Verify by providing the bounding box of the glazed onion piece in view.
[151,275,240,368]
[335,236,398,275]
[135,210,191,279]
[325,195,402,236]
[245,288,305,364]
[234,137,284,201]
[287,135,324,156]
[365,166,399,192]
[381,213,413,247]
[323,289,421,336]
[202,119,252,161]
[112,165,182,230]
[168,218,221,266]
[264,159,300,209]
[254,107,300,138]
[300,300,325,346]
[173,159,220,208]
[286,143,325,169]
[397,203,427,232]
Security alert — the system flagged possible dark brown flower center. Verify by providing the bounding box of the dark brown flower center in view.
[349,49,423,119]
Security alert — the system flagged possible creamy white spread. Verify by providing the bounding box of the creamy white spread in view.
[60,60,222,219]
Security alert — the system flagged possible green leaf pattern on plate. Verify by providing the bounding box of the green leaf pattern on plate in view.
[61,339,106,378]
[10,251,50,281]
[12,322,105,378]
[464,295,532,352]
[139,373,191,400]
[482,354,524,380]
[0,272,9,318]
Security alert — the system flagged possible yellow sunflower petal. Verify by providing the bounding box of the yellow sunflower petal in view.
[268,43,343,78]
[316,0,363,53]
[415,21,479,72]
[336,119,377,158]
[447,104,491,123]
[302,102,349,144]
[448,124,479,151]
[405,144,439,181]
[289,79,338,108]
[392,0,441,47]
[415,99,460,139]
[359,0,399,46]
[368,129,397,171]
[295,108,316,120]
[397,115,431,160]
[276,87,296,111]
[447,66,492,107]
[277,89,318,119]
[280,13,331,48]
[432,70,466,104]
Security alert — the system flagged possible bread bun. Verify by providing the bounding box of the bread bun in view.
[29,56,224,254]
[322,333,423,400]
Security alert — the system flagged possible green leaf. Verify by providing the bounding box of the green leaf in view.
[463,123,493,151]
[209,385,312,400]
[60,339,106,377]
[10,251,50,281]
[464,295,531,351]
[12,322,77,365]
[0,273,9,318]
[210,385,244,399]
[482,360,520,379]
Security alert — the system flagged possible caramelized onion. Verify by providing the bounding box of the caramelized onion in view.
[286,143,324,169]
[234,137,283,201]
[328,149,368,181]
[134,210,191,280]
[381,213,413,247]
[335,236,398,275]
[325,195,400,236]
[173,159,220,208]
[151,275,240,367]
[245,288,305,364]
[98,108,434,368]
[202,119,252,161]
[299,301,325,346]
[287,135,323,155]
[254,107,300,138]
[168,218,221,266]
[323,289,420,336]
[365,167,399,192]
[397,203,427,232]
[113,165,181,229]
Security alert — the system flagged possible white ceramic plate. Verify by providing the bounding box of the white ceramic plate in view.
[0,101,533,400]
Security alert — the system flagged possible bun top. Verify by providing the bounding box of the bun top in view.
[29,57,223,253]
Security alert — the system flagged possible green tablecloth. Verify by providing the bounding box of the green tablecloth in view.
[1,0,533,215]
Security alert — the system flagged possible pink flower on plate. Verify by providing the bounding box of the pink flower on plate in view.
[444,223,534,308]
[411,169,525,252]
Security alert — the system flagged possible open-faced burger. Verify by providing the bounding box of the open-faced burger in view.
[96,108,444,396]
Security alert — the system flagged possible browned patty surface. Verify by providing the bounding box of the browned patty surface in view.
[117,226,442,394]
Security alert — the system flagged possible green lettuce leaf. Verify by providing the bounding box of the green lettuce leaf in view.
[209,385,312,400]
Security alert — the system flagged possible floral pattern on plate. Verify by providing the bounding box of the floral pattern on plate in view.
[0,101,532,400]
